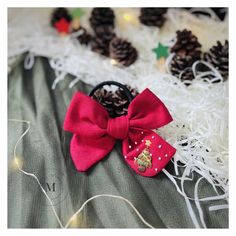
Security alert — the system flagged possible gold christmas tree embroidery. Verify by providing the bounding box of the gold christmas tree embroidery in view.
[135,140,152,172]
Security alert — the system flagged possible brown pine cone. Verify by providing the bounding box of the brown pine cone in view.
[92,25,116,37]
[139,8,168,27]
[109,37,138,67]
[72,26,92,45]
[170,55,197,85]
[92,85,139,117]
[170,29,202,58]
[91,31,116,57]
[203,40,228,81]
[51,8,72,27]
[91,37,110,57]
[89,8,115,32]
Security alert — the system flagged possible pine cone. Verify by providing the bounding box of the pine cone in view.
[92,85,139,117]
[73,27,92,45]
[139,8,168,27]
[170,29,202,58]
[203,40,228,81]
[109,38,138,66]
[91,31,116,57]
[51,8,72,27]
[93,25,115,38]
[91,37,110,57]
[185,8,228,21]
[89,8,115,32]
[170,55,196,85]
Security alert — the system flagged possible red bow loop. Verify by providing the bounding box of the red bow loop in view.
[128,89,173,130]
[64,92,109,138]
[63,88,176,177]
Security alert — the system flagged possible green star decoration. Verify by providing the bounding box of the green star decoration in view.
[71,8,85,19]
[152,43,169,59]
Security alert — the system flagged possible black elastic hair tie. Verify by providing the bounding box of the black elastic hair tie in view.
[89,81,134,102]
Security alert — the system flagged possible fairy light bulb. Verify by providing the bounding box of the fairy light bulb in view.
[12,156,23,170]
[70,215,78,227]
[67,214,86,228]
[14,157,19,166]
[110,59,118,65]
[123,13,133,22]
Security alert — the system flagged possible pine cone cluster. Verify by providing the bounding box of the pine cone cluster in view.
[203,40,228,81]
[92,85,139,117]
[170,29,202,83]
[89,8,138,66]
[51,7,139,66]
[51,8,72,27]
[90,8,116,57]
[109,38,138,66]
[139,8,168,27]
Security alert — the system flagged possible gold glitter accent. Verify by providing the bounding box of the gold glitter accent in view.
[135,140,152,172]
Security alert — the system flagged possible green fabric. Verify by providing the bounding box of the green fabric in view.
[8,57,228,228]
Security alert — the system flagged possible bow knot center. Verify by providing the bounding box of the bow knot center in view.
[107,116,129,139]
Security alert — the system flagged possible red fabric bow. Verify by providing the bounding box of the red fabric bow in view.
[63,89,176,177]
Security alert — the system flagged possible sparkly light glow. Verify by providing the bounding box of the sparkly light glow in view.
[123,13,133,22]
[110,59,118,65]
[69,215,79,227]
[13,156,23,170]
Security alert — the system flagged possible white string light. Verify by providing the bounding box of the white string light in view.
[9,119,64,228]
[65,194,154,228]
[8,119,155,228]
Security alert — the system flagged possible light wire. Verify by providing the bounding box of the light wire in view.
[8,118,155,228]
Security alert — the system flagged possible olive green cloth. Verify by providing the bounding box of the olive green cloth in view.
[8,57,228,228]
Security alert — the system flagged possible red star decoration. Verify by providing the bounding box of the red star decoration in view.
[54,18,70,34]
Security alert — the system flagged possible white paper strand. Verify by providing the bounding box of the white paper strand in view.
[194,177,207,228]
[209,204,229,211]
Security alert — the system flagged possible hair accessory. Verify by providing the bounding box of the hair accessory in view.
[89,81,134,102]
[90,81,139,118]
[64,82,176,177]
